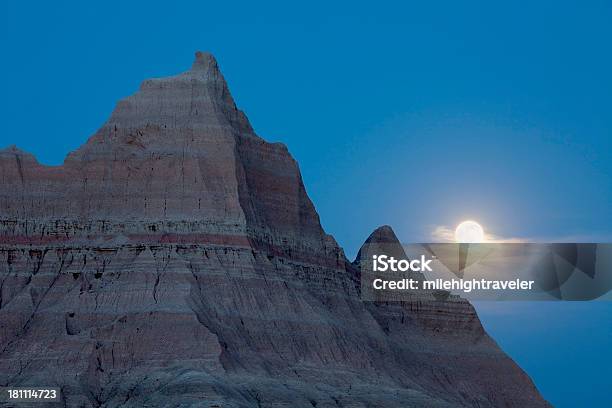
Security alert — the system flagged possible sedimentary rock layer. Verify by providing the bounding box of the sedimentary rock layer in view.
[0,52,549,407]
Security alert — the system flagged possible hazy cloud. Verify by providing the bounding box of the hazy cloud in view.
[431,225,526,243]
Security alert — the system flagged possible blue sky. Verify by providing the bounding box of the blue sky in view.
[476,301,612,407]
[1,1,611,405]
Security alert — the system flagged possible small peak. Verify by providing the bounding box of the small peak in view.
[191,51,219,73]
[354,225,405,264]
[364,225,400,245]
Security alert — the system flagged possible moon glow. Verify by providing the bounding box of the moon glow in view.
[455,221,485,243]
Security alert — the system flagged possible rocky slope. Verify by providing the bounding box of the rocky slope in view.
[0,52,549,407]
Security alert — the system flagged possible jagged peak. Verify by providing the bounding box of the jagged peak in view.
[191,51,219,73]
[138,51,225,87]
[99,51,248,128]
[171,50,225,85]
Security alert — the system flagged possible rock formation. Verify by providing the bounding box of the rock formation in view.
[0,52,549,407]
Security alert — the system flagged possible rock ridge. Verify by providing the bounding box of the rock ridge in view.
[0,52,549,407]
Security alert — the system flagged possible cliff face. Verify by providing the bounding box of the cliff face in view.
[0,52,331,255]
[0,53,548,407]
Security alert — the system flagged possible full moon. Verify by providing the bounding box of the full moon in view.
[455,220,485,243]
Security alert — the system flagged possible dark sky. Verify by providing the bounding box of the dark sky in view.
[2,1,611,406]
